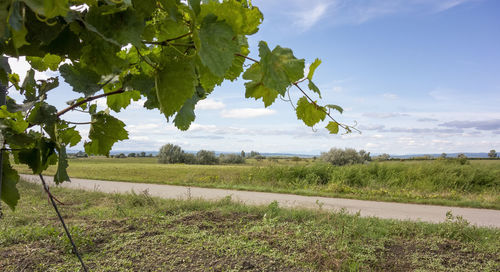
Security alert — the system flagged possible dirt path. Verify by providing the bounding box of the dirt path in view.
[21,174,500,228]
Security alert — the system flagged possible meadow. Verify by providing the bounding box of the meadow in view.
[1,181,499,271]
[14,157,500,209]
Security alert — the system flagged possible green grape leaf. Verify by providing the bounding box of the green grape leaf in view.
[308,80,321,98]
[188,0,201,15]
[85,6,145,47]
[0,105,29,133]
[307,58,321,80]
[325,104,344,114]
[80,35,126,75]
[59,63,101,97]
[296,97,326,127]
[173,88,201,130]
[155,54,197,118]
[156,16,189,41]
[84,113,128,156]
[245,82,279,107]
[27,53,62,71]
[54,145,70,184]
[22,0,69,18]
[123,73,157,109]
[242,62,279,107]
[106,90,141,112]
[57,123,81,147]
[8,1,29,48]
[1,152,20,210]
[197,58,224,92]
[17,138,57,174]
[27,102,58,126]
[21,69,36,97]
[199,0,263,35]
[259,41,305,94]
[326,121,339,134]
[132,0,157,17]
[224,35,249,81]
[197,14,239,77]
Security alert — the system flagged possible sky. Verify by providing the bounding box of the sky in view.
[8,0,500,155]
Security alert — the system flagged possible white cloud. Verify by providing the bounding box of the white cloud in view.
[383,93,398,100]
[8,57,53,81]
[196,99,225,110]
[221,108,276,119]
[291,2,330,31]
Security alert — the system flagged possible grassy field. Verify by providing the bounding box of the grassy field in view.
[1,181,499,271]
[14,157,500,209]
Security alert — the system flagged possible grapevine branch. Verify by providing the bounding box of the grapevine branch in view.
[57,88,124,117]
[234,54,360,133]
[39,174,88,272]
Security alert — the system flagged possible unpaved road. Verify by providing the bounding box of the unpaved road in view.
[22,174,500,228]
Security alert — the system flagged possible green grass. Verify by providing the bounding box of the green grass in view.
[1,180,499,271]
[14,157,500,209]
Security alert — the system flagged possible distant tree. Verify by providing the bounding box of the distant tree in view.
[374,153,390,161]
[183,153,197,164]
[140,152,146,157]
[221,154,245,164]
[359,150,371,161]
[241,150,246,158]
[457,153,468,165]
[128,153,136,157]
[196,150,219,165]
[117,153,126,158]
[440,153,447,159]
[158,144,185,164]
[488,149,497,158]
[320,148,370,166]
[76,151,88,158]
[291,156,301,162]
[249,151,261,158]
[312,156,317,161]
[254,155,266,161]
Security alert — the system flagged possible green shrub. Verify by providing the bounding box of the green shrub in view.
[220,153,245,164]
[196,150,219,165]
[320,148,370,166]
[158,144,185,164]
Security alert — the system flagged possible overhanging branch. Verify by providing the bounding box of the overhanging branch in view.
[57,89,125,117]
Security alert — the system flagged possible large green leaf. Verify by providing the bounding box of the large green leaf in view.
[106,90,141,112]
[59,63,101,97]
[155,54,197,118]
[84,113,128,156]
[197,14,239,77]
[259,41,305,94]
[54,145,70,184]
[1,152,20,210]
[173,87,203,130]
[242,63,278,107]
[296,97,326,127]
[27,102,58,126]
[199,0,263,35]
[85,6,145,47]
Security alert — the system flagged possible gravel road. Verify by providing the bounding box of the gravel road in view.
[21,174,500,228]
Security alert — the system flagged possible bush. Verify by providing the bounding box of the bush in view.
[220,154,245,164]
[128,153,136,157]
[196,150,219,165]
[320,148,370,166]
[158,144,186,164]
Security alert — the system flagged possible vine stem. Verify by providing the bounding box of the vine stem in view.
[57,88,124,117]
[39,174,88,272]
[234,54,360,133]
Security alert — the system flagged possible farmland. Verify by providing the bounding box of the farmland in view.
[1,181,499,271]
[14,157,500,209]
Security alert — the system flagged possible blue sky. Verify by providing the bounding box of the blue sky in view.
[9,0,500,155]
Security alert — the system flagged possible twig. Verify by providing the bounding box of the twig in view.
[234,54,360,133]
[142,32,193,46]
[39,174,87,272]
[66,121,93,125]
[57,88,124,117]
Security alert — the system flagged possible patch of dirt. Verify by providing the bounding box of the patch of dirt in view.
[0,242,66,271]
[375,238,500,271]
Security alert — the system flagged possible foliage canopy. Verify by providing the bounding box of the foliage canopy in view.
[0,0,353,210]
